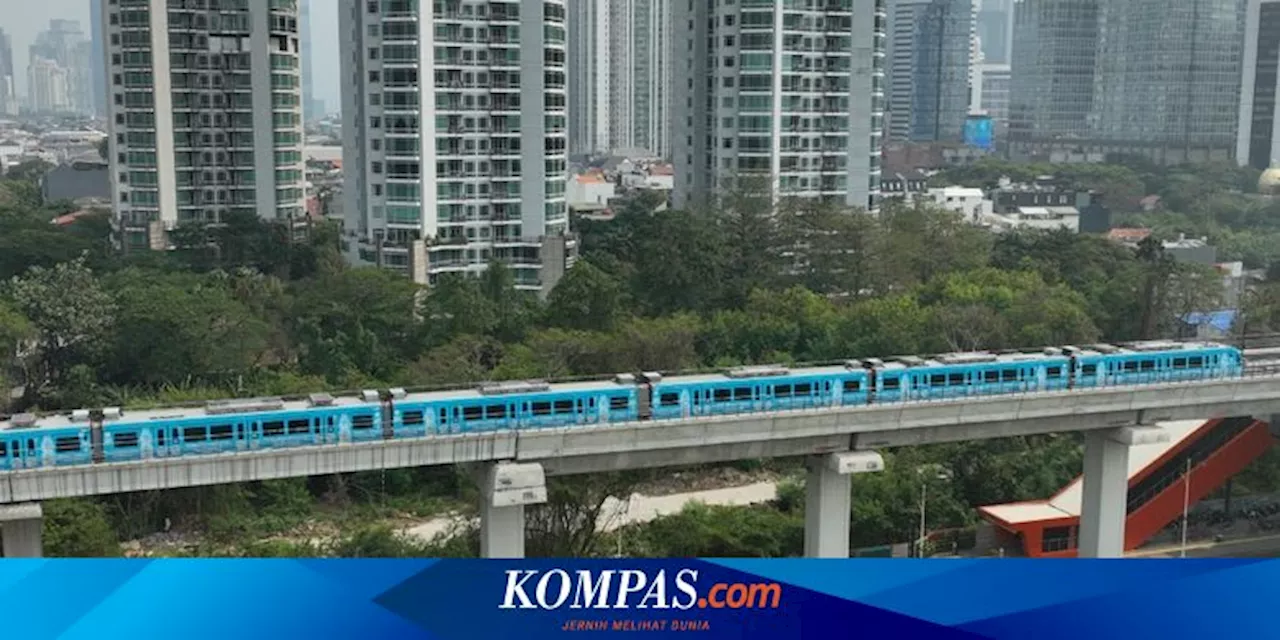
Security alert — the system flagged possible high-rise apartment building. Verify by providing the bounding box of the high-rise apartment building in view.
[92,0,107,117]
[1237,0,1280,169]
[340,0,575,294]
[886,0,974,142]
[32,20,93,116]
[1239,0,1280,170]
[567,0,671,157]
[0,30,16,117]
[567,0,610,155]
[672,0,885,212]
[27,56,70,114]
[1090,0,1245,164]
[1007,0,1100,161]
[102,0,307,251]
[301,0,324,121]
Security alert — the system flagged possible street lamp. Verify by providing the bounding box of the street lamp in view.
[916,463,953,558]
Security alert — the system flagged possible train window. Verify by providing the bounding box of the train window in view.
[1123,361,1138,372]
[403,411,425,426]
[774,384,793,398]
[1139,360,1155,371]
[156,430,167,446]
[463,405,483,420]
[353,414,375,430]
[660,393,680,406]
[287,419,310,435]
[553,400,574,413]
[948,373,964,385]
[883,378,900,390]
[732,387,752,401]
[532,402,552,416]
[439,408,448,424]
[210,425,234,441]
[842,380,860,393]
[263,420,285,436]
[1173,358,1187,369]
[0,445,6,458]
[1046,367,1062,378]
[1001,369,1017,382]
[929,374,945,386]
[486,405,507,419]
[54,436,81,453]
[609,396,630,410]
[713,389,731,402]
[1082,364,1097,376]
[1188,356,1204,368]
[983,370,998,383]
[795,383,812,395]
[183,427,207,442]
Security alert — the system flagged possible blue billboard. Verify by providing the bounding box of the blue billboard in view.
[964,115,994,151]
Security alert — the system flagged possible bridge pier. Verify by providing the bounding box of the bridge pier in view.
[1078,426,1168,558]
[476,462,547,559]
[804,451,885,558]
[0,503,43,558]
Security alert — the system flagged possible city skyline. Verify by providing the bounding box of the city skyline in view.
[1,0,342,113]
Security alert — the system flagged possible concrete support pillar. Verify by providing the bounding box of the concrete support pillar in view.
[1253,414,1280,438]
[1078,426,1168,558]
[803,451,884,558]
[476,462,547,559]
[0,503,43,558]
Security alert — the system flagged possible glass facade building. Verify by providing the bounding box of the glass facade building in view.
[1237,0,1280,170]
[1008,0,1100,157]
[1090,0,1245,164]
[886,0,973,143]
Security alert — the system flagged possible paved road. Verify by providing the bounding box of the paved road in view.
[1131,535,1280,558]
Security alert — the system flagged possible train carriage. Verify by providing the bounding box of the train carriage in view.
[0,340,1249,473]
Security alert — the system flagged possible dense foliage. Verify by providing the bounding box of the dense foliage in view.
[0,159,1274,557]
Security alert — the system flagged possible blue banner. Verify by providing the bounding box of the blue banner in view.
[1,559,1276,639]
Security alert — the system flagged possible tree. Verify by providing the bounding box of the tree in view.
[5,159,53,185]
[7,257,116,407]
[545,261,625,332]
[44,499,121,557]
[291,268,423,381]
[526,472,652,557]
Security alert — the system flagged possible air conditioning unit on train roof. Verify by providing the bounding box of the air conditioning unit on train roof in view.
[478,380,551,395]
[361,390,380,402]
[309,393,335,407]
[614,373,636,385]
[726,365,790,378]
[205,397,285,415]
[935,352,998,365]
[10,413,36,428]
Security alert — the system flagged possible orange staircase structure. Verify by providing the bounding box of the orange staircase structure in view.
[977,417,1275,557]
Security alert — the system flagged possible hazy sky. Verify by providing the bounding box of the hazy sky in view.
[6,0,342,111]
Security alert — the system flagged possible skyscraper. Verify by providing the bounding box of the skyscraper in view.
[301,0,323,121]
[567,0,611,154]
[27,56,70,114]
[91,0,106,117]
[31,20,92,116]
[976,0,1015,64]
[1007,0,1100,160]
[672,0,885,212]
[567,0,671,158]
[340,0,575,294]
[1238,0,1280,169]
[886,0,974,143]
[102,0,307,251]
[1090,0,1245,164]
[0,30,16,117]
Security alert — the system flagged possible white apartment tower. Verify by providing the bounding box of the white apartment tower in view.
[341,0,574,294]
[568,0,672,158]
[102,0,307,251]
[673,0,885,211]
[568,0,611,154]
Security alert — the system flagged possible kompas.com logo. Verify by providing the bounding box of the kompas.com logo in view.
[498,569,783,611]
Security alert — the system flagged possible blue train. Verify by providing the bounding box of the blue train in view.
[0,340,1245,471]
